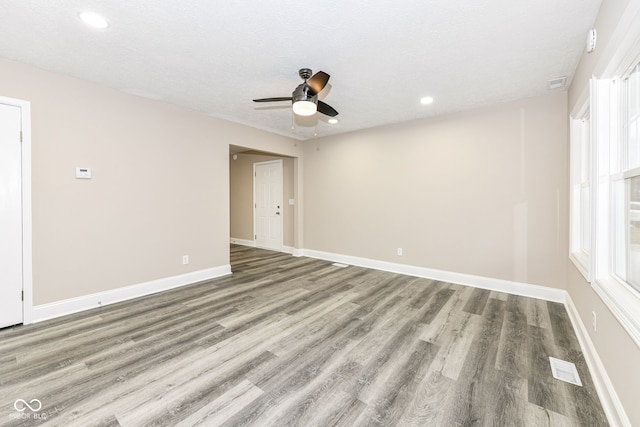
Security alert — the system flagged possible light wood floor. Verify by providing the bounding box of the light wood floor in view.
[0,245,608,426]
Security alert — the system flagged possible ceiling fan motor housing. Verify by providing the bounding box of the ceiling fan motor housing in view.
[292,83,318,104]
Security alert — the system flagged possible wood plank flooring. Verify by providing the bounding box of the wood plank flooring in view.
[0,245,608,426]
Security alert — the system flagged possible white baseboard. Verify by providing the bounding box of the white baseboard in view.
[282,245,294,255]
[32,265,231,323]
[281,245,304,256]
[565,295,631,427]
[230,237,255,247]
[230,238,303,257]
[302,249,566,303]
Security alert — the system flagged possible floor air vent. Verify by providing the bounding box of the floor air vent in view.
[549,357,582,386]
[332,263,349,268]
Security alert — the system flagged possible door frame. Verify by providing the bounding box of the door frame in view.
[253,159,284,251]
[0,96,33,325]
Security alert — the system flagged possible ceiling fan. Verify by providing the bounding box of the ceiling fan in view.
[253,68,338,117]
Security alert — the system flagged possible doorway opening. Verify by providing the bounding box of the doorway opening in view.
[229,145,299,263]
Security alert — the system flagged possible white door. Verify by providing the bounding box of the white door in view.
[254,160,283,250]
[0,103,23,328]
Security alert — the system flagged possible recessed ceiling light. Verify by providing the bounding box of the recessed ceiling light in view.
[420,96,434,105]
[328,118,339,124]
[79,11,109,29]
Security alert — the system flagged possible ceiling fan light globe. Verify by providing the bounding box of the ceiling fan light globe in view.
[292,100,317,116]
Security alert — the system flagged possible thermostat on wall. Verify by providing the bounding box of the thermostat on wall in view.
[76,167,92,179]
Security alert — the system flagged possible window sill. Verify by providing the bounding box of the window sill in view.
[592,277,640,349]
[570,251,592,283]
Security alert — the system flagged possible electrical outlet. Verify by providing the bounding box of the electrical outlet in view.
[182,255,189,265]
[397,248,403,256]
[592,311,597,332]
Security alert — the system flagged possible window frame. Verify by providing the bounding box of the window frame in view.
[612,64,640,292]
[569,102,595,281]
[586,42,640,348]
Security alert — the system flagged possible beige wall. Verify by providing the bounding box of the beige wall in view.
[304,92,568,289]
[567,0,640,424]
[230,153,295,246]
[0,58,294,305]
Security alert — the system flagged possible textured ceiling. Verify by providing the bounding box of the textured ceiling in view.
[0,0,602,140]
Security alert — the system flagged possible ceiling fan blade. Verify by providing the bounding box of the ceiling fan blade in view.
[317,100,338,117]
[306,71,330,95]
[253,97,293,102]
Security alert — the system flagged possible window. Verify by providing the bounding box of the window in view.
[569,108,593,280]
[612,64,640,292]
[570,1,640,347]
[628,176,640,289]
[580,59,640,348]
